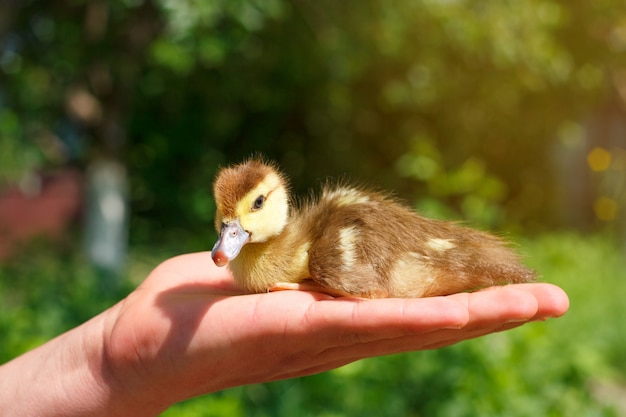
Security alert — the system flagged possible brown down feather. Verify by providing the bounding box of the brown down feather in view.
[212,159,536,298]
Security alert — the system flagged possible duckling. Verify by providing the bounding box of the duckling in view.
[211,158,535,298]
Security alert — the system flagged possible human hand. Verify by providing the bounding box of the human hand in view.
[0,252,569,417]
[101,252,569,416]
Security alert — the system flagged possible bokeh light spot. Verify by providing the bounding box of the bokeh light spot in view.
[593,196,618,221]
[587,147,612,172]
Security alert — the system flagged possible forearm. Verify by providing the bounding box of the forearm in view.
[0,309,163,417]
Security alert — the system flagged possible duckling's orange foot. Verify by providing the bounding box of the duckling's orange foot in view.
[268,281,351,298]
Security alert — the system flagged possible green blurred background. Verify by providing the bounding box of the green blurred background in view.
[1,0,626,415]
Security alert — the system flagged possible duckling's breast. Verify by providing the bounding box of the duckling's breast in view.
[229,222,312,293]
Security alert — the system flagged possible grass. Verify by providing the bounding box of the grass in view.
[164,232,626,417]
[1,232,625,416]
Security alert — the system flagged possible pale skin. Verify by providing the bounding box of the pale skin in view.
[0,252,569,417]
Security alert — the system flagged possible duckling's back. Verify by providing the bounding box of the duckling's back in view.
[301,186,535,298]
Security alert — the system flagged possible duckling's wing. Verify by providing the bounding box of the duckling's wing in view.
[305,188,534,298]
[304,189,424,298]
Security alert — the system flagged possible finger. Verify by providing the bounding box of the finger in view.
[179,290,471,380]
[419,322,527,351]
[291,285,557,362]
[353,283,569,354]
[266,312,539,382]
[213,284,546,353]
[298,317,533,366]
[144,252,241,292]
[193,290,467,350]
[297,295,471,347]
[504,283,570,320]
[451,285,540,330]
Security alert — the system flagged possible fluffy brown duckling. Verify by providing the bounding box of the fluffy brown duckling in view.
[211,158,535,298]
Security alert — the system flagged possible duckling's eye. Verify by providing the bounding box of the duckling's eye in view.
[252,195,265,211]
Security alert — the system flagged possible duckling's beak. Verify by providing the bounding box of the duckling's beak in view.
[211,220,250,267]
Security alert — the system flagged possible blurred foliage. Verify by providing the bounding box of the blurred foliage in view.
[2,232,625,416]
[2,1,626,415]
[1,0,626,244]
[0,237,134,361]
[160,233,626,417]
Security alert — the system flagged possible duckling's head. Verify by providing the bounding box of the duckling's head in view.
[211,159,290,267]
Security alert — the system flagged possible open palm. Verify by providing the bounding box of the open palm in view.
[101,252,569,414]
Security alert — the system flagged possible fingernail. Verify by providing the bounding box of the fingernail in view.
[506,318,530,323]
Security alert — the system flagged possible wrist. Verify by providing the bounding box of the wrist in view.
[0,307,166,417]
